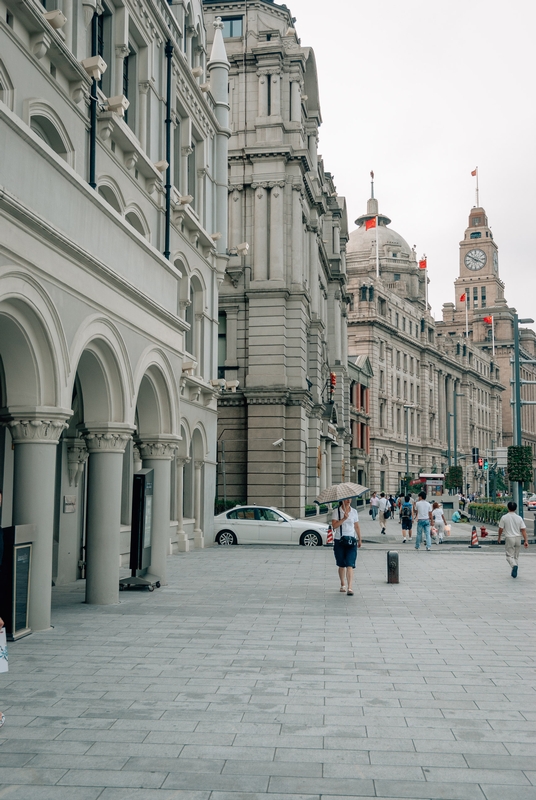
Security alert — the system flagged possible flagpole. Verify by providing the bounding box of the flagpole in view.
[425,266,428,310]
[475,167,479,207]
[465,295,469,339]
[375,215,379,278]
[492,315,495,357]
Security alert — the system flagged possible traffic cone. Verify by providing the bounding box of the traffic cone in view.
[468,525,481,548]
[326,526,334,547]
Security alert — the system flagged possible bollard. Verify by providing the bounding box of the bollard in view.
[387,550,399,584]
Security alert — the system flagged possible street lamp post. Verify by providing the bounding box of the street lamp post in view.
[513,315,535,517]
[404,404,412,494]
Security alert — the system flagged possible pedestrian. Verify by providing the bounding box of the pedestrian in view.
[388,494,396,517]
[378,492,390,535]
[414,490,433,550]
[331,498,362,595]
[396,493,403,523]
[497,501,529,578]
[400,494,413,543]
[369,491,379,520]
[431,502,446,543]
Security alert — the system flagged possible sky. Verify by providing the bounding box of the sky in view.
[288,0,536,329]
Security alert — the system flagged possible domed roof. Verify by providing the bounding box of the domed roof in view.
[347,224,413,259]
[347,196,413,259]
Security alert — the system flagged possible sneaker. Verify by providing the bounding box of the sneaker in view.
[512,565,518,578]
[381,529,386,535]
[426,547,431,551]
[403,538,407,543]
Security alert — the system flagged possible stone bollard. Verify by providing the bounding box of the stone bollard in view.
[387,550,399,584]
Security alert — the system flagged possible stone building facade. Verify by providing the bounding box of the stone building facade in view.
[438,206,536,487]
[0,0,229,630]
[346,192,503,495]
[203,0,351,516]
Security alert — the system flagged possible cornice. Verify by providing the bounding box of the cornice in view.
[0,183,188,335]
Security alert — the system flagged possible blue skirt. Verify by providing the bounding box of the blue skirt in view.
[333,538,357,568]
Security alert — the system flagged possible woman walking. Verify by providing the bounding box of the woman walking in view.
[432,502,446,543]
[332,498,362,595]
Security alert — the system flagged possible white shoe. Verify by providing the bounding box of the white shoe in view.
[403,538,407,543]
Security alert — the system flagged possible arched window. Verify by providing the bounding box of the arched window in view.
[125,211,146,237]
[98,185,122,213]
[30,115,70,162]
[184,284,194,355]
[0,59,14,110]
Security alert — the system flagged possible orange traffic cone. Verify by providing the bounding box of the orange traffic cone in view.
[326,526,334,547]
[468,525,481,548]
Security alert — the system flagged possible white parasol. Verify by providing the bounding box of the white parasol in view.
[315,482,369,504]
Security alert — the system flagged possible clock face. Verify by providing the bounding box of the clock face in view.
[493,251,498,272]
[464,249,487,271]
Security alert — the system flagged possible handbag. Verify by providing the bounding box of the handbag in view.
[384,507,391,519]
[0,629,8,674]
[368,508,372,516]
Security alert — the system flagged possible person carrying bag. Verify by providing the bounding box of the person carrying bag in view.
[331,499,362,596]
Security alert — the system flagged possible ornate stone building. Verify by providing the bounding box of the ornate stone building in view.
[203,0,351,516]
[346,190,503,495]
[438,205,536,486]
[0,0,229,630]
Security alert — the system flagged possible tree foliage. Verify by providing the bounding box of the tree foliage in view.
[445,465,463,490]
[507,446,533,483]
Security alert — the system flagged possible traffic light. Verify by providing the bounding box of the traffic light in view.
[478,457,484,468]
[484,460,489,470]
[472,447,479,464]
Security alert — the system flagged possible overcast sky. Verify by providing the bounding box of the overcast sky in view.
[288,0,536,330]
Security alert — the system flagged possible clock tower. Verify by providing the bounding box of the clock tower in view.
[454,206,505,316]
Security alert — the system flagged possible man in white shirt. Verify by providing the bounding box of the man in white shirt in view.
[413,490,433,551]
[497,501,529,578]
[377,492,390,535]
[370,492,379,521]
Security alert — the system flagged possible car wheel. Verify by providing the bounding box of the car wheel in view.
[216,530,237,546]
[300,531,322,547]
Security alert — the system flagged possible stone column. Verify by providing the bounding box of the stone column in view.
[9,416,69,632]
[229,186,243,247]
[257,70,268,116]
[197,167,206,224]
[176,456,191,552]
[270,72,281,116]
[115,44,130,96]
[333,222,341,254]
[225,307,239,367]
[195,313,204,376]
[83,426,132,606]
[309,228,319,315]
[139,438,178,584]
[269,183,284,281]
[290,76,301,122]
[253,184,268,280]
[308,133,318,172]
[193,460,204,548]
[292,185,303,283]
[138,81,150,151]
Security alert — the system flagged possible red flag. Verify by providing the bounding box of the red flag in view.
[460,293,466,302]
[471,168,477,176]
[483,316,493,324]
[419,258,427,269]
[365,218,376,230]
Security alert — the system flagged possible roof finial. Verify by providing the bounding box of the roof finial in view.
[370,170,374,199]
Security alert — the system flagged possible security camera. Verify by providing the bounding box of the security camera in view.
[272,438,283,447]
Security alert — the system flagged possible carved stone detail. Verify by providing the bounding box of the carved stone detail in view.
[138,439,178,460]
[8,418,68,444]
[66,438,89,487]
[83,429,132,454]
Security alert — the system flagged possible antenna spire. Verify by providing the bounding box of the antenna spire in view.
[370,170,375,199]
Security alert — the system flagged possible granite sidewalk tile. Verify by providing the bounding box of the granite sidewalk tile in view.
[1,544,535,799]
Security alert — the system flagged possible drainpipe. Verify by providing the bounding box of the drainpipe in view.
[164,39,173,260]
[89,11,98,189]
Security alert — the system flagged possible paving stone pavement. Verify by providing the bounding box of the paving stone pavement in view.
[1,538,536,800]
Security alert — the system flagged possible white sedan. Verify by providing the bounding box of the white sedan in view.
[214,505,330,546]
